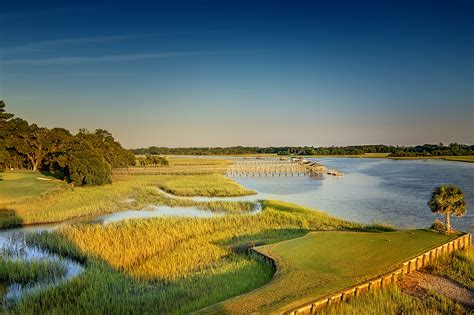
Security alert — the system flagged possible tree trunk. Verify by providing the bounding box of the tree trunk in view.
[33,160,40,172]
[445,212,451,234]
[27,156,37,171]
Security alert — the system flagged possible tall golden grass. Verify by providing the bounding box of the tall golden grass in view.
[38,201,355,281]
[17,200,359,314]
[0,174,255,228]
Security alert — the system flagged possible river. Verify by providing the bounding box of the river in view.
[232,158,474,234]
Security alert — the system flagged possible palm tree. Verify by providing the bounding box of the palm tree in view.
[428,185,467,234]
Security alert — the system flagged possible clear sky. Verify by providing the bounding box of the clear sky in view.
[1,0,473,148]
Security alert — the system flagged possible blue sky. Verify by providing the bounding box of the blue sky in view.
[1,0,473,148]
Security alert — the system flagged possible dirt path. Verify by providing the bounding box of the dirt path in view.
[401,271,474,309]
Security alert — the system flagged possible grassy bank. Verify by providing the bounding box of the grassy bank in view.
[0,257,67,284]
[154,174,255,197]
[425,248,474,290]
[10,201,367,314]
[318,286,466,315]
[387,156,474,163]
[205,230,458,314]
[0,172,255,228]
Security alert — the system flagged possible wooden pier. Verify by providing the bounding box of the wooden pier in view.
[226,159,343,177]
[113,158,344,177]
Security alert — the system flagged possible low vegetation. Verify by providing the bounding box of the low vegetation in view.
[443,156,474,163]
[0,172,256,228]
[9,201,361,313]
[0,257,67,284]
[155,174,255,197]
[206,230,458,314]
[318,286,466,315]
[425,248,474,290]
[135,154,169,167]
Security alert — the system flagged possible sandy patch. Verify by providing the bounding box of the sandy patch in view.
[401,271,473,308]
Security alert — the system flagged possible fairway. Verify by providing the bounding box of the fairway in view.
[205,230,458,314]
[0,172,63,203]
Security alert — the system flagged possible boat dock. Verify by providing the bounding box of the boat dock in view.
[114,158,344,177]
[226,158,344,177]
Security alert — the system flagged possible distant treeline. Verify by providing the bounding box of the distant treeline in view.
[0,101,134,186]
[133,144,474,157]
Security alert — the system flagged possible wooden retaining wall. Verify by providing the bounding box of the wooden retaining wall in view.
[251,233,471,315]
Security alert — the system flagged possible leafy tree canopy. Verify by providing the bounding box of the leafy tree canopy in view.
[1,101,133,186]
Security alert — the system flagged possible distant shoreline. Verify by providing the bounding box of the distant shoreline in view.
[163,154,474,163]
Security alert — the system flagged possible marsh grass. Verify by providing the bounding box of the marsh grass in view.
[14,201,363,314]
[318,286,466,315]
[425,248,474,290]
[0,257,67,284]
[0,173,256,228]
[153,174,255,197]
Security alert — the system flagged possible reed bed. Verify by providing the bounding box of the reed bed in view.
[29,201,355,280]
[0,257,67,284]
[0,173,255,228]
[155,174,255,197]
[425,248,474,290]
[12,201,364,314]
[318,286,466,315]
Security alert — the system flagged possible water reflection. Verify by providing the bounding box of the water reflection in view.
[0,226,83,305]
[234,158,474,234]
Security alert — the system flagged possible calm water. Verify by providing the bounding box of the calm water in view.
[233,158,474,234]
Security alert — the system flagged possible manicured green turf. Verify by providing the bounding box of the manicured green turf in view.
[205,230,458,314]
[0,172,64,203]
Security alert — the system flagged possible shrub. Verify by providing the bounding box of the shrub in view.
[431,219,446,233]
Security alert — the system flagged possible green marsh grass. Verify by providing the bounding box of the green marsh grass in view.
[425,248,474,290]
[319,286,466,315]
[0,257,67,284]
[154,174,255,197]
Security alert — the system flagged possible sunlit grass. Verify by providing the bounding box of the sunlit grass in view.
[154,174,255,197]
[29,201,355,281]
[167,157,232,167]
[0,172,65,204]
[206,230,457,314]
[425,248,474,290]
[0,173,255,228]
[15,201,365,313]
[318,286,466,315]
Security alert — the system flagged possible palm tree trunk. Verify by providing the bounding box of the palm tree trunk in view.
[445,213,451,234]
